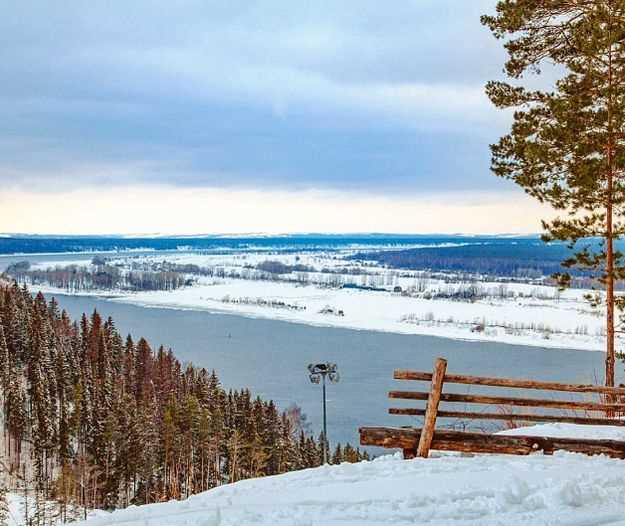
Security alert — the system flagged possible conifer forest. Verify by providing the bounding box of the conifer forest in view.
[0,282,367,525]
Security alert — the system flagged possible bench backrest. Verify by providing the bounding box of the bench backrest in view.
[390,357,625,457]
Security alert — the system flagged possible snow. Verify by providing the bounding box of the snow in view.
[7,493,23,526]
[24,249,616,352]
[499,422,625,441]
[32,276,610,352]
[75,424,625,526]
[5,492,101,526]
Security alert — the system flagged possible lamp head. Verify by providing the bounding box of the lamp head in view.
[307,362,339,382]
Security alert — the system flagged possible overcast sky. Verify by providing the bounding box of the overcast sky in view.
[0,0,551,234]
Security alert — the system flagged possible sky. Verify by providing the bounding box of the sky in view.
[0,0,554,235]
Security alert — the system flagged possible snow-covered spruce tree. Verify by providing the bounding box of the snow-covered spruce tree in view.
[482,1,625,386]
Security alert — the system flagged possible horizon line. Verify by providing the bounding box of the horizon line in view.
[0,232,543,239]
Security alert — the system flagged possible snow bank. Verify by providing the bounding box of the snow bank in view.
[77,425,625,526]
[499,422,625,441]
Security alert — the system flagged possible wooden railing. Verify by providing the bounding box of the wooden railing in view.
[360,357,625,459]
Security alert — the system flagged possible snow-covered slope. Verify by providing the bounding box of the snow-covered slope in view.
[6,493,23,526]
[78,424,625,526]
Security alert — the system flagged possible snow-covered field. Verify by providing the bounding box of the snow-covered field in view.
[23,248,614,352]
[73,424,625,526]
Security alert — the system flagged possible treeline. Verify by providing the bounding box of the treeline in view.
[117,259,214,277]
[0,282,366,525]
[0,234,424,255]
[255,260,316,274]
[93,258,380,289]
[354,243,588,279]
[6,261,189,292]
[127,257,375,280]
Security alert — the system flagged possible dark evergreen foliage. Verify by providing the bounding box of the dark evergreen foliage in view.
[0,282,367,524]
[355,242,577,279]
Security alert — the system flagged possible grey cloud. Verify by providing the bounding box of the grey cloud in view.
[0,0,507,193]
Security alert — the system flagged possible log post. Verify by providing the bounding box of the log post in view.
[416,357,447,458]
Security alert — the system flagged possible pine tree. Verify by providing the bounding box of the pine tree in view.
[332,444,343,465]
[0,324,9,394]
[482,1,625,386]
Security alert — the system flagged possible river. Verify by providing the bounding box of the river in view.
[43,293,618,449]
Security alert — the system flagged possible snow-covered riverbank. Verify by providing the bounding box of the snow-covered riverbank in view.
[14,248,616,353]
[31,277,610,352]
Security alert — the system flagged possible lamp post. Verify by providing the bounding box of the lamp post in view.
[308,362,339,464]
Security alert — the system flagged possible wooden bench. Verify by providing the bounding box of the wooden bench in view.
[360,357,625,459]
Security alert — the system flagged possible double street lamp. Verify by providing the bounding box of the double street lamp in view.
[308,362,339,464]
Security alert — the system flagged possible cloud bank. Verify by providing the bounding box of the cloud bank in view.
[0,0,542,233]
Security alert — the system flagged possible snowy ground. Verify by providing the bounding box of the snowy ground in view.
[74,424,625,526]
[21,248,616,352]
[6,493,23,526]
[6,492,97,526]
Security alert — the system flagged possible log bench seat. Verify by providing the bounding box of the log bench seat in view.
[360,426,625,459]
[359,357,625,459]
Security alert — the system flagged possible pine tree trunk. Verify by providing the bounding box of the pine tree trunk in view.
[606,29,616,389]
[606,224,615,388]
